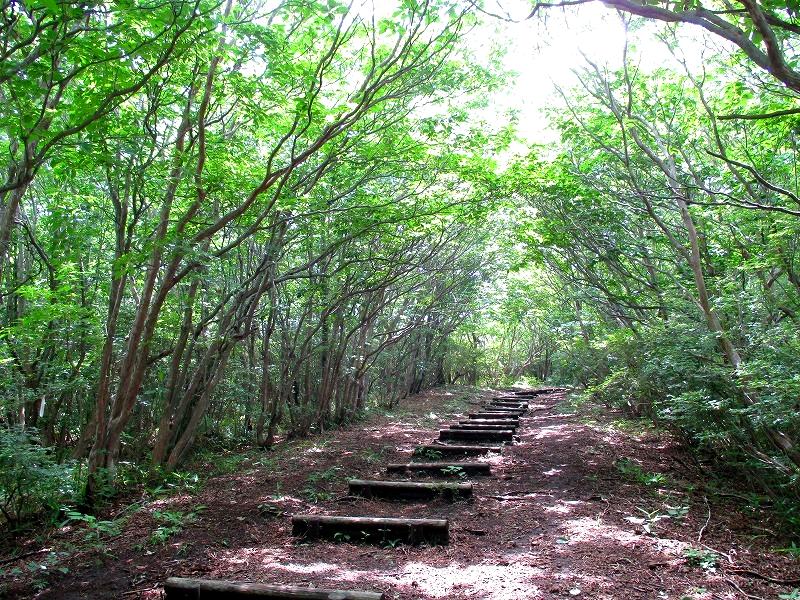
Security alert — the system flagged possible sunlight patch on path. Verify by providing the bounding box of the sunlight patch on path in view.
[542,502,577,515]
[562,516,643,547]
[532,425,573,440]
[245,557,548,598]
[394,562,545,599]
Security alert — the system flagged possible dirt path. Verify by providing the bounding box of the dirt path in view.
[10,387,800,599]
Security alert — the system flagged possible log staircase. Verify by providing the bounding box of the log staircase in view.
[163,388,559,599]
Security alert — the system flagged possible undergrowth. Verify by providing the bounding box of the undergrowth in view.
[568,386,800,541]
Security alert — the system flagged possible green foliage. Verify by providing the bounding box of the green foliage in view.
[773,497,800,536]
[0,428,78,529]
[683,548,719,571]
[148,506,205,546]
[625,507,666,535]
[301,487,334,503]
[1,0,510,527]
[302,467,342,502]
[6,551,70,592]
[412,448,444,460]
[60,508,130,556]
[615,459,669,488]
[6,0,800,552]
[664,504,690,520]
[257,502,285,518]
[361,447,389,464]
[439,465,467,478]
[490,32,800,527]
[307,467,342,484]
[775,542,800,558]
[145,470,202,498]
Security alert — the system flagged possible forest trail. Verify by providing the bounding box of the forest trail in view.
[32,388,800,599]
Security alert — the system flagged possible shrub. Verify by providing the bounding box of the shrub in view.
[0,427,77,530]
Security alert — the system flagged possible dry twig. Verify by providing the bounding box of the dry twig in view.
[724,578,765,600]
[0,548,51,565]
[698,495,711,541]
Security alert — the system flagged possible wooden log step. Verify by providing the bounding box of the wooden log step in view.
[468,412,523,420]
[482,408,525,416]
[461,419,518,427]
[291,515,449,545]
[489,401,528,408]
[449,423,515,431]
[439,428,513,443]
[413,444,502,458]
[472,409,524,416]
[386,462,491,476]
[487,405,526,412]
[163,577,384,599]
[348,479,472,501]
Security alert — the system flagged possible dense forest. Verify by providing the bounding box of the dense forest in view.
[2,0,800,540]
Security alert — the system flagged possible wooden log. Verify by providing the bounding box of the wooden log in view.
[487,406,526,412]
[489,401,527,408]
[163,578,384,600]
[460,419,518,427]
[413,444,502,458]
[386,462,491,476]
[439,428,513,443]
[348,479,472,501]
[512,389,555,396]
[449,423,515,431]
[468,412,523,420]
[472,405,527,419]
[291,515,449,545]
[481,408,524,416]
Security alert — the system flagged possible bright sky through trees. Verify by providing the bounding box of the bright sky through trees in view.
[487,2,630,141]
[468,1,732,144]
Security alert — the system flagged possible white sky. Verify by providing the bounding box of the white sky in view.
[490,3,630,142]
[358,0,727,148]
[467,0,723,143]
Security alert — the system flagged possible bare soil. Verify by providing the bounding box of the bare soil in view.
[3,387,800,599]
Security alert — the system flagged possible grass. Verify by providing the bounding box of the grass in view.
[302,467,343,503]
[615,458,671,488]
[775,541,800,557]
[683,547,719,571]
[361,446,391,464]
[412,447,444,460]
[395,386,482,425]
